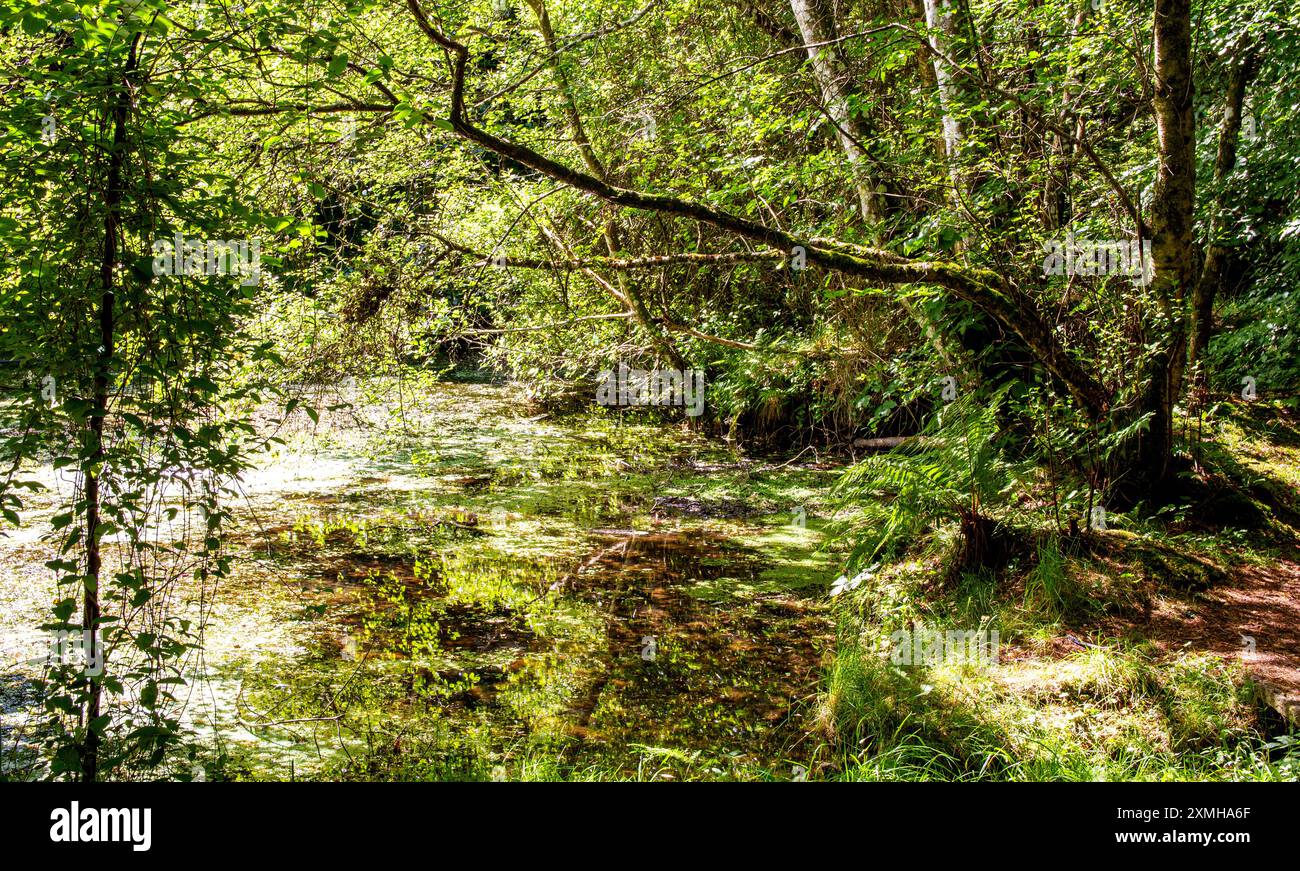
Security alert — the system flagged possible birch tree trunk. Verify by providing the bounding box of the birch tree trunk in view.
[1124,0,1197,497]
[920,0,967,200]
[789,0,891,227]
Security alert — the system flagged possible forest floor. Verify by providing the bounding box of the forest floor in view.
[1139,404,1300,723]
[816,400,1300,780]
[1078,403,1300,720]
[1140,553,1300,722]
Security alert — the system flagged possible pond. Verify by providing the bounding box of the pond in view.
[2,374,843,781]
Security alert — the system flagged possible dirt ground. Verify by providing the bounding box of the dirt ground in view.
[1143,547,1300,723]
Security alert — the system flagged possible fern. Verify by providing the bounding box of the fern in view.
[834,391,1014,571]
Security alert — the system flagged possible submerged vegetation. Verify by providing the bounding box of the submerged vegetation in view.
[1,0,1298,784]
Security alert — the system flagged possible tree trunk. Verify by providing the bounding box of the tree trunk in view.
[788,0,965,363]
[920,0,969,202]
[526,0,686,370]
[81,33,138,783]
[1121,0,1196,499]
[789,0,891,228]
[1188,49,1260,375]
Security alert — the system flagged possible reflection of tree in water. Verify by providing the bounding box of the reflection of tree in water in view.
[559,532,827,772]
